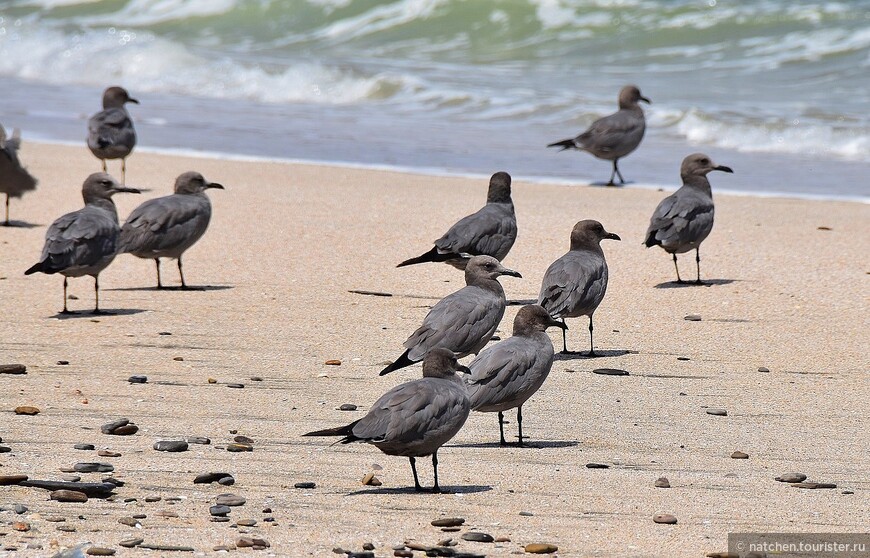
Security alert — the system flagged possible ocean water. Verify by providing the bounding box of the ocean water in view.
[0,0,868,199]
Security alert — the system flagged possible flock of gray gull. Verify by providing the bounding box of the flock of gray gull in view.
[1,84,734,492]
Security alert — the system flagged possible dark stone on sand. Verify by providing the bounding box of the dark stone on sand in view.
[128,375,147,383]
[14,405,40,415]
[592,368,629,376]
[14,504,28,514]
[395,551,414,558]
[154,440,189,452]
[101,419,138,436]
[236,519,257,526]
[20,479,115,497]
[0,446,11,453]
[793,482,837,489]
[51,489,88,503]
[775,473,808,483]
[684,314,702,321]
[525,543,559,554]
[86,547,116,556]
[57,360,70,365]
[119,539,143,548]
[757,367,770,373]
[653,514,678,524]
[216,494,246,506]
[138,544,195,552]
[294,482,316,489]
[431,517,465,527]
[218,476,235,486]
[74,443,95,450]
[461,532,494,543]
[187,436,211,445]
[0,364,26,374]
[227,383,245,388]
[0,475,28,485]
[706,408,728,416]
[194,472,234,485]
[655,477,671,488]
[118,517,140,527]
[74,462,114,473]
[233,435,254,444]
[586,463,610,469]
[677,357,690,361]
[211,516,230,522]
[731,451,749,459]
[227,443,253,452]
[237,537,270,549]
[98,450,121,457]
[144,495,162,502]
[339,403,358,411]
[210,505,231,516]
[519,511,534,516]
[347,553,374,558]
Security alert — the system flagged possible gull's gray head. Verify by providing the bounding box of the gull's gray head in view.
[82,172,140,203]
[102,86,139,109]
[174,171,225,195]
[486,171,512,204]
[680,153,733,180]
[513,304,568,336]
[422,348,471,378]
[570,219,621,250]
[465,255,522,282]
[618,85,651,109]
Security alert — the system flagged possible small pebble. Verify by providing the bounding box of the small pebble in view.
[118,517,140,527]
[86,547,116,556]
[138,544,195,552]
[0,364,27,374]
[494,536,511,542]
[98,450,121,457]
[218,476,235,486]
[14,503,28,514]
[731,451,749,459]
[325,360,341,366]
[13,521,29,531]
[101,419,138,436]
[775,473,807,483]
[208,378,217,384]
[519,511,534,516]
[592,368,629,376]
[757,366,770,373]
[585,463,609,469]
[216,494,246,506]
[361,473,381,486]
[144,495,162,502]
[233,435,254,444]
[0,445,10,453]
[210,505,231,517]
[74,462,114,473]
[0,474,28,485]
[119,539,143,548]
[525,543,559,554]
[236,537,270,549]
[655,477,671,488]
[14,405,40,415]
[653,514,678,524]
[250,376,263,381]
[153,440,189,452]
[173,356,184,361]
[57,360,70,365]
[339,403,358,411]
[684,314,702,321]
[211,516,230,523]
[236,519,257,526]
[677,356,690,361]
[706,408,728,416]
[294,482,316,489]
[461,532,494,543]
[128,375,147,383]
[187,436,211,445]
[51,490,88,503]
[194,472,234,484]
[431,517,464,527]
[793,482,837,489]
[394,551,413,558]
[74,443,95,451]
[57,524,76,532]
[227,383,245,389]
[227,443,253,452]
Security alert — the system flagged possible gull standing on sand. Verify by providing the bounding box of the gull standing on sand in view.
[467,305,566,446]
[547,85,650,186]
[538,220,620,356]
[0,124,37,226]
[397,171,517,270]
[644,153,733,284]
[118,171,224,289]
[25,173,140,314]
[87,86,138,184]
[305,348,471,493]
[380,255,522,376]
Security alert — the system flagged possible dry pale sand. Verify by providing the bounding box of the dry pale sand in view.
[1,143,868,557]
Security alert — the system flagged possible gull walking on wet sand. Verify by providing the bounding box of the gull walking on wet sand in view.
[304,349,471,493]
[25,173,140,314]
[538,220,620,356]
[87,86,138,184]
[398,171,517,270]
[467,305,566,446]
[644,153,733,284]
[0,123,37,226]
[380,255,522,376]
[547,85,650,186]
[119,171,224,289]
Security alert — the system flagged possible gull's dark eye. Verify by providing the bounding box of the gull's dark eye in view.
[700,158,709,165]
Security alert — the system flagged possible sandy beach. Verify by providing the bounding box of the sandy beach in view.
[1,142,867,557]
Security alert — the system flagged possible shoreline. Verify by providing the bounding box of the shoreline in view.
[24,138,870,205]
[0,142,867,557]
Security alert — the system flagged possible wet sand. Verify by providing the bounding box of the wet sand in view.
[1,142,867,557]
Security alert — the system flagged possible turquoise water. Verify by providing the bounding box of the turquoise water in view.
[1,0,868,198]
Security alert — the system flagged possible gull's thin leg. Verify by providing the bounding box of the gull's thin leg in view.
[517,406,524,447]
[587,316,597,357]
[409,457,422,492]
[178,257,187,289]
[498,411,507,446]
[607,161,617,186]
[614,159,626,184]
[61,277,71,314]
[93,276,100,313]
[155,259,164,289]
[672,253,683,283]
[101,159,107,172]
[561,318,569,353]
[694,248,703,284]
[121,158,126,185]
[431,452,441,493]
[4,195,9,225]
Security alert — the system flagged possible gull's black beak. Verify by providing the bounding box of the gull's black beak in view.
[550,318,568,331]
[128,97,140,104]
[457,364,471,375]
[499,266,522,279]
[114,186,141,194]
[640,96,651,104]
[604,232,621,241]
[207,182,225,190]
[714,165,734,174]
